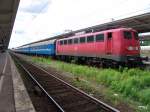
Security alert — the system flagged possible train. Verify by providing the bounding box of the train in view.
[14,27,142,67]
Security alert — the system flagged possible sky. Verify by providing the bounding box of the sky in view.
[9,0,150,48]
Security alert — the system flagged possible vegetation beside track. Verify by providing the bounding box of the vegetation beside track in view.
[31,56,150,112]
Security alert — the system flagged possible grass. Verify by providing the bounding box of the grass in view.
[32,56,150,111]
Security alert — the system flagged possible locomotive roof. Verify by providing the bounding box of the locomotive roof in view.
[58,27,135,40]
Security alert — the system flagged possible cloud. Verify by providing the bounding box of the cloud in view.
[19,0,51,13]
[15,31,25,34]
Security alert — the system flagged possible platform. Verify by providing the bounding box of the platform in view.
[0,52,35,112]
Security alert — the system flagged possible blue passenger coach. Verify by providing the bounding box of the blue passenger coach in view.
[15,45,30,54]
[14,39,56,56]
[29,39,56,56]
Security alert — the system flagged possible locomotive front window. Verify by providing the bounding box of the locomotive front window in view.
[124,31,132,39]
[87,36,94,43]
[80,37,86,43]
[134,32,139,40]
[96,34,104,42]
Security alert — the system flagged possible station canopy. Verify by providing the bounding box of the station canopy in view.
[37,12,150,43]
[0,0,20,51]
[80,12,150,33]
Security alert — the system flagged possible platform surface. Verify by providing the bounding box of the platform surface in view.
[0,52,35,112]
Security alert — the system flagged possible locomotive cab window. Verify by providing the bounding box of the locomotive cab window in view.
[124,31,132,39]
[80,37,86,43]
[87,36,94,43]
[96,34,104,42]
[134,32,139,40]
[74,38,78,44]
[107,32,112,39]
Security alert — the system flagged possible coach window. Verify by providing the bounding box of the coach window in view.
[87,35,94,43]
[96,34,104,42]
[74,38,78,44]
[68,39,72,44]
[80,37,86,43]
[124,31,132,39]
[107,32,112,39]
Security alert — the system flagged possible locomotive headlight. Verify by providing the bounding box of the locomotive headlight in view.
[128,46,134,50]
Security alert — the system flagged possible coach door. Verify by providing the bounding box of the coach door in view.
[106,32,112,54]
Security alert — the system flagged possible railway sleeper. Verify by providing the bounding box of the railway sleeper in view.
[43,84,67,90]
[53,95,84,104]
[38,80,61,85]
[49,88,70,94]
[62,100,90,109]
[51,91,73,98]
[65,102,100,112]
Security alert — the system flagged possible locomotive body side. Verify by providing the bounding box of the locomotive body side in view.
[56,28,140,63]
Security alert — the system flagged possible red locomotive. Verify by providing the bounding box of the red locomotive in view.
[56,28,141,66]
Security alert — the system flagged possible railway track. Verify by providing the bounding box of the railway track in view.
[12,53,119,112]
